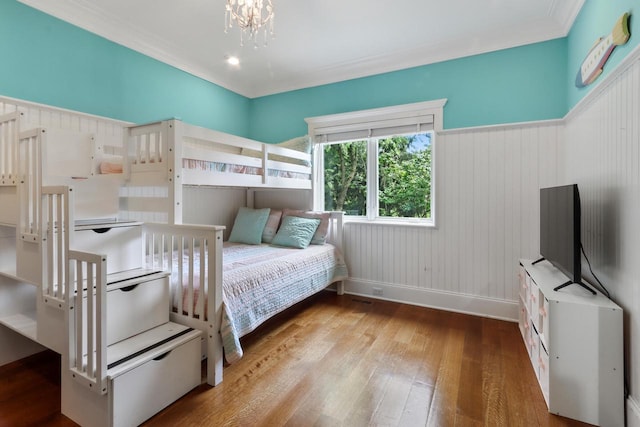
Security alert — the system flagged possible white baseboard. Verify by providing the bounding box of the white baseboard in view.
[628,396,640,427]
[344,279,519,322]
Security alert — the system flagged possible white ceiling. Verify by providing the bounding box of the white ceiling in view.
[19,0,584,99]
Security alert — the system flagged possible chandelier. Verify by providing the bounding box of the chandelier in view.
[225,0,274,48]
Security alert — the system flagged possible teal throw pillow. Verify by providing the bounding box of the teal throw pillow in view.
[271,215,321,249]
[228,207,271,245]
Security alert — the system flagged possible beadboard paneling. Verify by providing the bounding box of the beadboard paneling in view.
[563,55,640,420]
[343,122,562,315]
[0,96,126,137]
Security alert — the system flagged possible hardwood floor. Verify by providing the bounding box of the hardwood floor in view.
[0,292,592,427]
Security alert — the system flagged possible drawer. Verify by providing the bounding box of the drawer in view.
[110,330,201,427]
[73,225,142,273]
[81,273,170,347]
[106,274,170,345]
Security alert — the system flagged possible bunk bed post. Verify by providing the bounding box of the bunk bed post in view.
[207,227,224,386]
[66,250,108,393]
[246,189,255,208]
[167,120,183,224]
[261,144,268,185]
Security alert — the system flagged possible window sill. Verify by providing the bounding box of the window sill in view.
[343,217,436,229]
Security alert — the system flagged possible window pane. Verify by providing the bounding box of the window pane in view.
[378,133,432,219]
[323,141,367,215]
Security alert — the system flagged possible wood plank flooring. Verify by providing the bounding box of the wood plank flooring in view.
[0,292,592,427]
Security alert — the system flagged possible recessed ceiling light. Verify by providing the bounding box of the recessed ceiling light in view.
[226,56,240,66]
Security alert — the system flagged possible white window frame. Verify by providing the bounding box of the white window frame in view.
[306,99,446,226]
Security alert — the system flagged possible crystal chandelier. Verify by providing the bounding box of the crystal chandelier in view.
[225,0,274,48]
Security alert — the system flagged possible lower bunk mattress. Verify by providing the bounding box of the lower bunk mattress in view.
[171,242,348,363]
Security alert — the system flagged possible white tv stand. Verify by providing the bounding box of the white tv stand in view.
[518,259,624,426]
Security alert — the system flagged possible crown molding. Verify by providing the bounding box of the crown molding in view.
[18,0,250,97]
[249,22,570,98]
[18,0,584,99]
[549,0,585,35]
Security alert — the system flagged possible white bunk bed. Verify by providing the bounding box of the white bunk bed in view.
[119,119,314,224]
[0,102,347,425]
[118,119,347,385]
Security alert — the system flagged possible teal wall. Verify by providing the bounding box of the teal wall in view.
[4,0,640,143]
[0,0,251,136]
[249,39,568,143]
[567,0,640,110]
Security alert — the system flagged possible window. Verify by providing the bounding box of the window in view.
[322,132,433,220]
[306,99,445,225]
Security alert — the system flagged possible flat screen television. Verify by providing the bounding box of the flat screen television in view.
[538,184,583,288]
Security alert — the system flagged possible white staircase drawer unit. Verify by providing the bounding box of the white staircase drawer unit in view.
[73,224,143,273]
[106,271,170,345]
[110,330,201,427]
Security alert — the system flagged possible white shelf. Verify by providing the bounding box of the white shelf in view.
[518,260,624,426]
[0,311,37,341]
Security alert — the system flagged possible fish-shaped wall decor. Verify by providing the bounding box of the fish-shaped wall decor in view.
[576,12,630,88]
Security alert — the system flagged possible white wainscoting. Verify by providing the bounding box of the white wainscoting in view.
[343,121,563,321]
[563,49,640,427]
[0,95,127,136]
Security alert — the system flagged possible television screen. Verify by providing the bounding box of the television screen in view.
[539,184,581,283]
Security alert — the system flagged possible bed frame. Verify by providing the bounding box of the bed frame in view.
[119,118,342,386]
[120,119,313,224]
[0,99,344,424]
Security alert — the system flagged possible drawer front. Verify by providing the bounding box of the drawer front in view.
[107,276,170,345]
[73,226,142,273]
[111,334,201,427]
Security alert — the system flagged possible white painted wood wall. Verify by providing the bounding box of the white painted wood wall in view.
[343,122,562,319]
[562,52,640,425]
